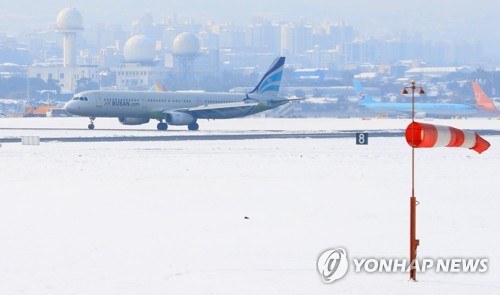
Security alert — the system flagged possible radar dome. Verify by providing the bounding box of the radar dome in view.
[123,35,156,63]
[56,8,83,31]
[173,32,200,56]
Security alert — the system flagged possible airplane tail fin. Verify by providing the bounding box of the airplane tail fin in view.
[353,80,376,104]
[472,82,497,112]
[149,82,167,92]
[248,57,285,96]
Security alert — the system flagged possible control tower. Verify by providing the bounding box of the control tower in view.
[55,8,83,67]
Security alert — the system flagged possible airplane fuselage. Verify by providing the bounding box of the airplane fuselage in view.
[360,102,479,116]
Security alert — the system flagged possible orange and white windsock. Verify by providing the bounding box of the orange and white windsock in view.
[405,122,490,154]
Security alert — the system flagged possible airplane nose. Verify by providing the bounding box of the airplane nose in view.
[64,101,75,113]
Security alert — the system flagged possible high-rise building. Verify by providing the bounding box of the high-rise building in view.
[280,23,313,56]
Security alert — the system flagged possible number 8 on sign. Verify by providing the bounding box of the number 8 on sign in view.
[356,133,368,145]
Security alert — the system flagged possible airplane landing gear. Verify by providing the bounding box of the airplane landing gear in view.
[88,117,95,130]
[188,122,199,131]
[157,122,168,131]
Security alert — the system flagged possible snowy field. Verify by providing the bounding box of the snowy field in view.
[0,117,499,294]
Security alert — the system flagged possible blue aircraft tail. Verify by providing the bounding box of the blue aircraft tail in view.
[353,80,376,104]
[248,57,285,96]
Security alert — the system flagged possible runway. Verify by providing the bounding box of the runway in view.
[1,128,499,143]
[1,117,499,143]
[0,130,397,143]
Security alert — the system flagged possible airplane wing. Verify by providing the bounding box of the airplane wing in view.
[184,101,260,119]
[162,98,300,120]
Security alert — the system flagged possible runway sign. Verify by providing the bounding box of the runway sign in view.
[356,133,368,145]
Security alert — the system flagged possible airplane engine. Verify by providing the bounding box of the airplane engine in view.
[165,111,195,125]
[118,117,150,125]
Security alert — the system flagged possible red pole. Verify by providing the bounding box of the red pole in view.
[410,195,418,280]
[409,80,419,281]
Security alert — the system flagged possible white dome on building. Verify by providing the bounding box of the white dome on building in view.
[123,35,156,63]
[56,8,83,31]
[172,32,200,56]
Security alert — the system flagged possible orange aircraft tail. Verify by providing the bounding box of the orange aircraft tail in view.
[472,82,497,112]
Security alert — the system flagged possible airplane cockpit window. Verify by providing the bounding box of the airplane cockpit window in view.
[78,97,88,101]
[72,97,79,100]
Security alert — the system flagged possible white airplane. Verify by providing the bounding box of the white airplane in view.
[65,57,295,130]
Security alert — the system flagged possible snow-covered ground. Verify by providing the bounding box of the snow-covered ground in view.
[0,117,498,294]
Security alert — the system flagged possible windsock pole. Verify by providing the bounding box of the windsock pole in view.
[402,80,424,281]
[410,81,417,282]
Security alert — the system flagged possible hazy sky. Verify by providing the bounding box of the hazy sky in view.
[1,0,499,57]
